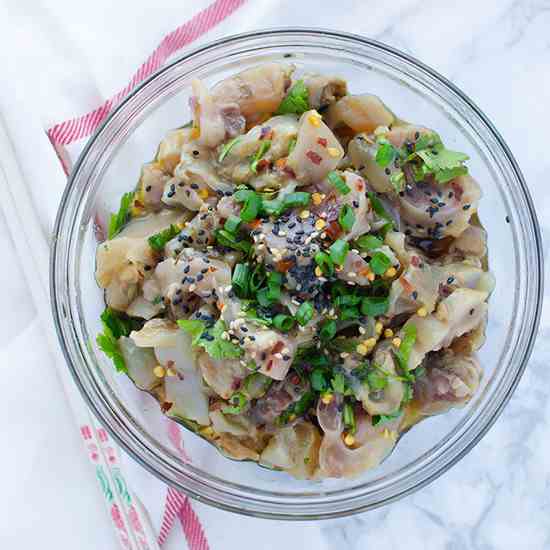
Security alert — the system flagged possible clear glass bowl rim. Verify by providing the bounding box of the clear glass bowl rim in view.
[50,28,544,520]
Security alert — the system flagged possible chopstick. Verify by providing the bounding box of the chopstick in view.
[0,114,159,550]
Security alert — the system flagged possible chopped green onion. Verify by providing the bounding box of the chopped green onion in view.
[218,136,241,163]
[283,192,310,209]
[394,323,417,373]
[224,215,242,234]
[331,372,347,394]
[367,192,393,223]
[275,80,309,116]
[329,239,349,265]
[108,191,134,239]
[249,264,266,293]
[327,171,351,195]
[256,286,280,307]
[148,224,181,252]
[310,368,329,392]
[319,319,337,341]
[260,198,284,217]
[250,140,271,173]
[338,204,356,232]
[222,392,248,415]
[234,189,255,202]
[360,296,389,317]
[273,314,295,332]
[355,234,383,251]
[238,192,261,222]
[314,251,334,276]
[215,229,251,255]
[288,137,297,154]
[296,301,314,326]
[369,251,392,275]
[267,271,283,287]
[343,402,356,434]
[232,263,250,298]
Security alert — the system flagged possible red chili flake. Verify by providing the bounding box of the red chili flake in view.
[166,360,175,368]
[317,137,328,148]
[134,199,144,208]
[231,378,242,390]
[400,277,414,294]
[325,220,342,240]
[290,375,300,385]
[411,256,420,267]
[283,166,296,178]
[306,150,323,165]
[355,179,365,192]
[451,181,464,201]
[272,341,285,353]
[256,159,270,172]
[161,402,173,413]
[276,259,295,272]
[266,360,273,371]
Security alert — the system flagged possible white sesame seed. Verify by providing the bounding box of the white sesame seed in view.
[340,352,349,359]
[358,327,366,335]
[274,353,283,359]
[189,284,196,292]
[348,272,357,278]
[224,285,232,292]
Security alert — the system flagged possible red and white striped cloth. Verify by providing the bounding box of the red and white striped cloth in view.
[46,2,243,548]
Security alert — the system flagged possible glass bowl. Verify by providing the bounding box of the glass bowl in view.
[50,29,543,519]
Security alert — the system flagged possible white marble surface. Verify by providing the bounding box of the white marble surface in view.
[0,0,549,548]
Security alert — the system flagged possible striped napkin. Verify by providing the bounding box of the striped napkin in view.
[0,1,335,548]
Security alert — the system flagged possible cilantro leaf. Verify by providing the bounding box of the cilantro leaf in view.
[177,319,207,345]
[96,308,141,374]
[367,368,388,390]
[375,141,399,168]
[416,148,469,183]
[275,80,310,115]
[372,410,402,426]
[108,192,135,239]
[179,319,242,360]
[148,224,181,252]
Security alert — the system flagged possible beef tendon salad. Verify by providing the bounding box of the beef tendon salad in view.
[95,63,494,479]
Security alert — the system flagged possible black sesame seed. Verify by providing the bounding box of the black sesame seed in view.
[463,204,471,210]
[144,265,152,271]
[446,220,453,226]
[241,326,249,333]
[192,150,200,156]
[411,291,418,300]
[352,200,359,208]
[196,274,204,282]
[438,202,446,208]
[447,277,455,284]
[469,308,475,315]
[183,265,190,273]
[384,168,391,175]
[505,215,510,223]
[414,132,420,140]
[190,183,199,190]
[178,182,185,187]
[145,185,152,192]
